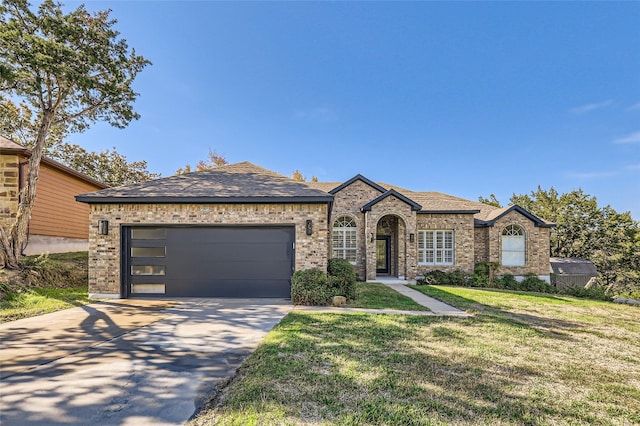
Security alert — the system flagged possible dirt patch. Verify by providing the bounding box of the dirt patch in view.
[0,252,88,299]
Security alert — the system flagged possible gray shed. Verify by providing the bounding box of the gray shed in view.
[549,257,598,290]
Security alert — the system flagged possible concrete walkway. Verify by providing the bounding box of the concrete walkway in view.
[293,306,435,316]
[296,280,472,318]
[380,282,471,317]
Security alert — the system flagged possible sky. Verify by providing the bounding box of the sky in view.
[63,1,639,219]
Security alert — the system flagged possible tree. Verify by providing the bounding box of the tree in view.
[175,149,227,174]
[0,0,150,268]
[47,142,160,186]
[291,170,318,182]
[509,186,640,294]
[1,98,66,146]
[1,99,158,186]
[478,194,502,207]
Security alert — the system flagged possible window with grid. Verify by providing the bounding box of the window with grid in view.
[501,224,525,266]
[332,216,357,264]
[418,230,454,265]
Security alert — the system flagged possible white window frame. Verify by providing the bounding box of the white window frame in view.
[332,216,357,264]
[501,224,526,266]
[418,230,454,265]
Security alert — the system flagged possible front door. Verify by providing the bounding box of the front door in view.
[376,236,390,274]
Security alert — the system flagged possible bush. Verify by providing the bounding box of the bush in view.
[417,270,470,286]
[519,273,557,293]
[291,269,331,306]
[563,286,611,301]
[327,258,356,300]
[474,262,500,286]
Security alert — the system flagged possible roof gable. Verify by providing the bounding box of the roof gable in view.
[1,135,107,189]
[76,161,334,204]
[476,204,555,228]
[1,135,26,151]
[361,189,422,212]
[328,174,387,195]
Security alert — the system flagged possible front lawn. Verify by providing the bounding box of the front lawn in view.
[0,285,91,322]
[191,286,640,425]
[347,282,430,311]
[0,251,91,322]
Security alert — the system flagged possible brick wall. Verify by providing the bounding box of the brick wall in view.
[488,210,551,277]
[416,213,476,275]
[0,153,19,230]
[88,202,329,295]
[329,180,384,279]
[364,195,417,280]
[474,227,490,263]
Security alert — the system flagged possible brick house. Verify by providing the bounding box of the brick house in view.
[1,135,108,254]
[77,162,553,299]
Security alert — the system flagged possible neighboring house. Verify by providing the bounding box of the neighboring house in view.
[549,257,598,290]
[76,162,553,299]
[0,135,108,255]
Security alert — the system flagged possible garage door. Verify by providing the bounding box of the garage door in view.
[123,226,294,298]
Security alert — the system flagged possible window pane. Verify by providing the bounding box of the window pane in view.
[444,231,453,249]
[346,249,357,263]
[131,247,165,257]
[131,283,165,294]
[425,233,434,249]
[131,265,165,276]
[503,236,524,251]
[502,251,525,266]
[346,230,357,248]
[444,251,453,263]
[131,228,166,239]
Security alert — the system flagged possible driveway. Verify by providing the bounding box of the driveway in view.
[0,298,292,425]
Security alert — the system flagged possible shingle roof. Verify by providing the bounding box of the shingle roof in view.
[1,135,108,189]
[550,257,597,276]
[1,134,27,151]
[306,180,488,215]
[76,161,333,203]
[305,179,554,226]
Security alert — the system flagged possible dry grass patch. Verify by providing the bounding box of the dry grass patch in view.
[190,286,640,425]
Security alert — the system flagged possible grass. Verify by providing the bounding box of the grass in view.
[0,251,90,322]
[190,285,640,425]
[347,282,430,311]
[0,285,91,322]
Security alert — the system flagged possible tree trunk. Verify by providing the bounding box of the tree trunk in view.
[0,112,54,269]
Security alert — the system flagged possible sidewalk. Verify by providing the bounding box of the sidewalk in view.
[295,282,472,318]
[380,282,472,317]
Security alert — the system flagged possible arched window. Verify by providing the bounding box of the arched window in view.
[332,216,357,264]
[501,224,525,266]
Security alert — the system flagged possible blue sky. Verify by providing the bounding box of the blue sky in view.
[66,1,639,218]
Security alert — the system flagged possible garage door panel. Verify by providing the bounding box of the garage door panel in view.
[167,227,292,244]
[172,261,293,280]
[126,226,294,298]
[167,243,290,262]
[163,279,291,298]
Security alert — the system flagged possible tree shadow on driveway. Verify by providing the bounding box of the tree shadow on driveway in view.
[0,298,292,425]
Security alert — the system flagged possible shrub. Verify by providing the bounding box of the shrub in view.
[495,274,517,289]
[562,286,611,301]
[417,270,471,286]
[291,269,331,306]
[327,258,356,300]
[474,262,500,286]
[519,273,557,293]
